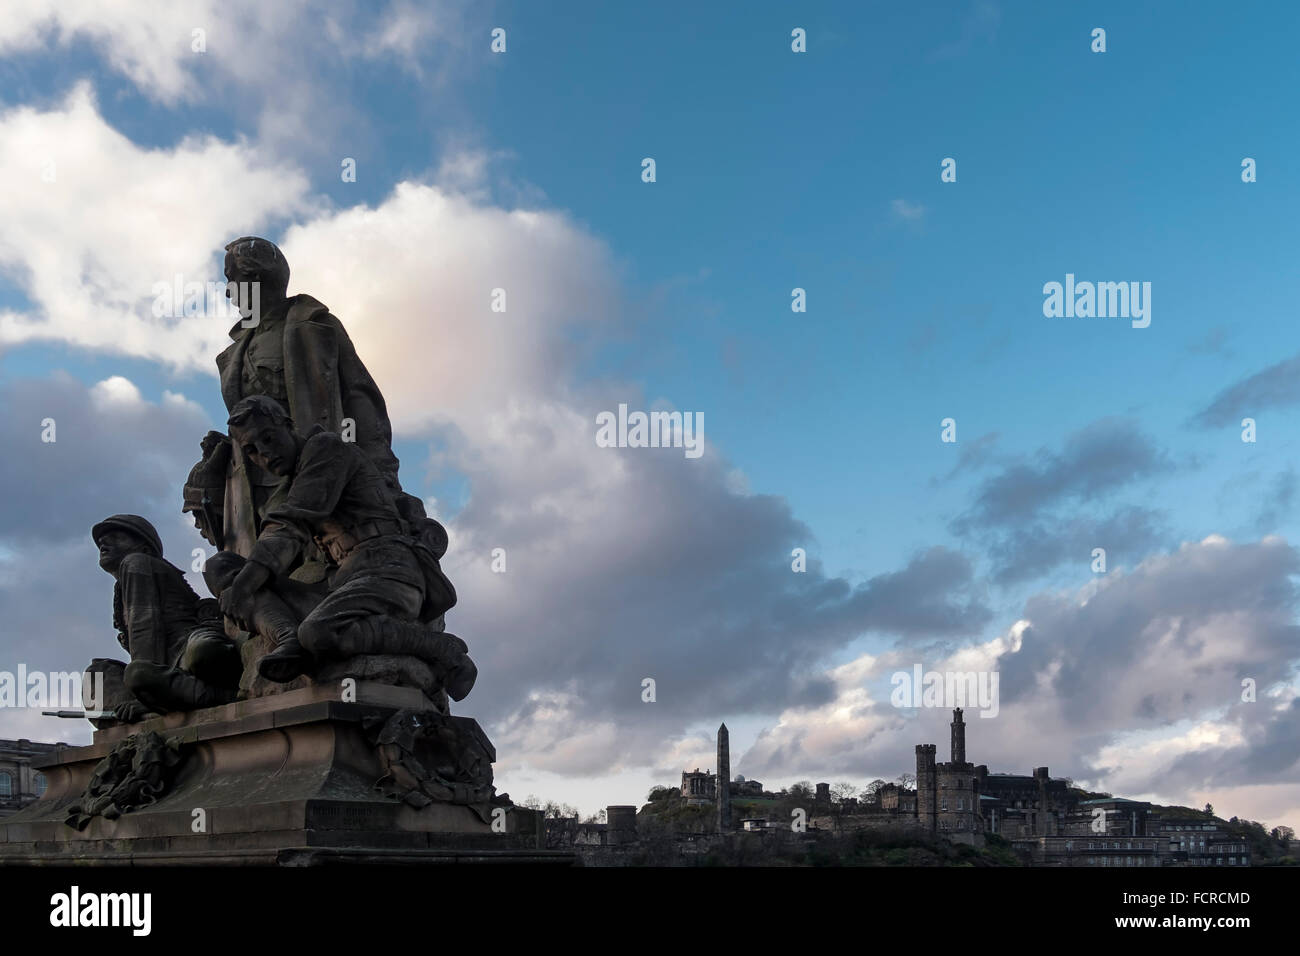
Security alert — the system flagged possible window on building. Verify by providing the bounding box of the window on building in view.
[0,771,11,798]
[33,773,46,796]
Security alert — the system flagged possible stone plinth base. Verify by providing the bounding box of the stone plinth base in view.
[0,682,575,866]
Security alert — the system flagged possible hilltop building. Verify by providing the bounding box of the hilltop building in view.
[906,710,1251,866]
[681,723,766,810]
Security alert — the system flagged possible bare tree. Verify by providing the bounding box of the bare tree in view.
[788,780,814,800]
[830,782,859,803]
[897,772,916,789]
[542,801,578,819]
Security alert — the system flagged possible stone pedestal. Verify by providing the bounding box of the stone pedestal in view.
[0,682,575,866]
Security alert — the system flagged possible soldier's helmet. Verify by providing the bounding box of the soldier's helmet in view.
[91,514,164,558]
[183,432,231,515]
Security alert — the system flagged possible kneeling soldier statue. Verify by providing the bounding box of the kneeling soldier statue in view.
[86,514,242,724]
[221,396,473,699]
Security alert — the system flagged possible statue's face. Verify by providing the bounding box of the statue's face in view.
[232,417,297,477]
[96,529,149,574]
[189,510,218,547]
[223,257,259,312]
[224,249,286,314]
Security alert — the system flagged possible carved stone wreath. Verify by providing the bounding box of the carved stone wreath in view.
[66,731,190,831]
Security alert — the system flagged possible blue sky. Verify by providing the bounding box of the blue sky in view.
[1,1,1298,828]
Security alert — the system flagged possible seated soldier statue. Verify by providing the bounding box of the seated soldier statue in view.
[86,515,242,724]
[221,396,474,699]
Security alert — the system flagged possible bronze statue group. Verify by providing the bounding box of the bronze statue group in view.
[86,237,474,725]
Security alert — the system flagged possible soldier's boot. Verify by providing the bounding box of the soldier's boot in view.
[123,660,237,713]
[181,628,244,688]
[257,635,313,683]
[254,595,315,683]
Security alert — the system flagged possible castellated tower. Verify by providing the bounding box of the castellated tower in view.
[915,744,937,834]
[951,707,966,764]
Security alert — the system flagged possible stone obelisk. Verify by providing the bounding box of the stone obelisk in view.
[716,722,731,832]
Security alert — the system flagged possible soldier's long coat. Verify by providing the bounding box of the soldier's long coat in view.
[215,293,399,562]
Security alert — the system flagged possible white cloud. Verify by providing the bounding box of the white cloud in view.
[0,1,475,159]
[891,198,925,223]
[0,1,466,105]
[89,375,143,406]
[279,180,620,434]
[0,1,218,104]
[0,85,313,368]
